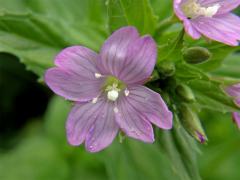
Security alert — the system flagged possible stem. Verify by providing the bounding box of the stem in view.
[154,15,179,38]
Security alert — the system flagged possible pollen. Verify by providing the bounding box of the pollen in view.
[181,0,220,19]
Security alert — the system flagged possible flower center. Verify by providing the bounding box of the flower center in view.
[103,76,126,102]
[181,0,220,19]
[106,83,120,101]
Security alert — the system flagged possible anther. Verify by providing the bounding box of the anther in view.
[95,73,102,78]
[92,97,98,104]
[124,89,130,96]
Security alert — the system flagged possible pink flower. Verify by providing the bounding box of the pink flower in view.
[45,26,173,152]
[226,84,240,128]
[174,0,240,46]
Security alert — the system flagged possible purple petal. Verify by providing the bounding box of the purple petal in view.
[45,67,104,102]
[117,36,157,84]
[55,46,100,79]
[115,95,155,143]
[113,85,171,143]
[85,102,119,152]
[126,85,173,129]
[226,83,240,98]
[66,97,119,152]
[215,13,240,33]
[226,83,240,107]
[183,20,202,39]
[66,100,105,146]
[98,26,139,76]
[191,15,240,46]
[232,112,240,129]
[199,0,240,15]
[98,26,157,85]
[174,0,188,21]
[45,46,105,101]
[235,98,240,107]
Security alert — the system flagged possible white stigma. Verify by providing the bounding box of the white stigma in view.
[181,0,220,19]
[95,73,102,78]
[105,83,121,101]
[107,90,119,101]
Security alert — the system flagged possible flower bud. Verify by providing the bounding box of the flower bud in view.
[183,46,211,64]
[150,70,160,82]
[157,61,175,77]
[179,103,207,144]
[176,84,195,102]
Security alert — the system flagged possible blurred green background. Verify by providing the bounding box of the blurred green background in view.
[1,0,240,180]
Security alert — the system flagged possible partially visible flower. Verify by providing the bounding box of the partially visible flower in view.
[174,0,240,46]
[232,112,240,129]
[45,26,173,152]
[226,84,240,128]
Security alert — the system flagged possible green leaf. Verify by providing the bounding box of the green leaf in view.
[44,96,71,145]
[173,126,201,180]
[106,0,128,33]
[157,130,192,180]
[0,135,70,180]
[150,0,172,21]
[188,79,240,113]
[157,29,184,62]
[175,62,209,83]
[107,0,158,35]
[199,110,240,180]
[0,0,107,77]
[212,53,240,81]
[102,139,177,180]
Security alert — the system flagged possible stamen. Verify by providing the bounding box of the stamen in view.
[95,73,102,78]
[114,107,119,113]
[204,4,220,17]
[92,97,98,104]
[124,89,130,96]
[181,0,220,19]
